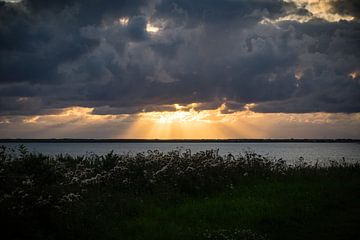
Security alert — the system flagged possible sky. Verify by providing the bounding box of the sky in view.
[0,0,360,139]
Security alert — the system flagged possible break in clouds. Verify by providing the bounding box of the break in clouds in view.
[0,0,360,117]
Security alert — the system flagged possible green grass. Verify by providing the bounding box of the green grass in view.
[90,176,360,240]
[0,145,359,240]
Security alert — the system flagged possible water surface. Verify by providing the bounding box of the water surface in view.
[2,142,360,164]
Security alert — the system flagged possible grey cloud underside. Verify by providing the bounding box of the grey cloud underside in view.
[0,0,360,115]
[332,0,360,19]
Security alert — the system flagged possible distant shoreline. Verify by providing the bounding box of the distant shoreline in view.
[0,139,359,143]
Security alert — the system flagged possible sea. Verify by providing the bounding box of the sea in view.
[1,142,360,165]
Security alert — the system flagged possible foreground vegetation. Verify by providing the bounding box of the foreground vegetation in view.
[0,145,359,240]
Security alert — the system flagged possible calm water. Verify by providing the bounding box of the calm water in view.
[2,142,360,164]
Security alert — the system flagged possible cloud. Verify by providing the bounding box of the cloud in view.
[331,0,360,19]
[0,0,360,119]
[281,0,356,22]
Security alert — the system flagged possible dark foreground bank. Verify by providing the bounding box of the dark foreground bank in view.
[0,145,359,240]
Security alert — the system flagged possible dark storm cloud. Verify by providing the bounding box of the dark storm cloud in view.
[331,0,360,19]
[249,19,360,113]
[0,0,150,83]
[0,0,360,116]
[0,1,97,83]
[154,0,292,27]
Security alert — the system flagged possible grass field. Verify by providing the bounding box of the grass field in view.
[1,145,359,240]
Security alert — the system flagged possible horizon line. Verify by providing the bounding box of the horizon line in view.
[0,138,359,143]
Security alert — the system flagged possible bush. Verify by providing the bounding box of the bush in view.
[0,145,358,240]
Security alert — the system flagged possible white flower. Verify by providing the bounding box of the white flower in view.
[22,178,34,186]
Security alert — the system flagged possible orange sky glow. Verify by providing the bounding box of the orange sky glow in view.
[1,104,360,139]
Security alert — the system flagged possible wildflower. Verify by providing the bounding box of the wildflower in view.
[60,193,81,203]
[22,178,34,186]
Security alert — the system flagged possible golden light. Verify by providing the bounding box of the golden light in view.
[292,0,355,22]
[157,111,200,123]
[244,103,256,111]
[263,0,355,24]
[146,23,160,33]
[21,107,123,125]
[12,105,360,139]
[118,17,129,26]
[120,103,263,139]
[142,104,219,124]
[23,116,40,124]
[349,71,359,80]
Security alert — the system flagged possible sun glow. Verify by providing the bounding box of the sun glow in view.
[262,0,355,24]
[146,23,160,33]
[120,104,264,139]
[118,17,129,26]
[17,104,281,139]
[21,107,123,125]
[5,105,359,139]
[349,71,359,80]
[158,111,199,123]
[148,109,210,124]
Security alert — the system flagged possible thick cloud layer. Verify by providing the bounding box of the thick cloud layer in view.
[0,0,360,116]
[332,0,360,19]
